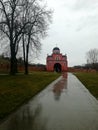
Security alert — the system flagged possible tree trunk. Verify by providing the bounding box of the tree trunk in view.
[10,55,17,75]
[24,44,29,75]
[24,61,28,75]
[10,43,17,75]
[22,34,27,74]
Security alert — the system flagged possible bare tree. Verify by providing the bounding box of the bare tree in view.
[0,0,26,74]
[86,48,98,64]
[0,0,52,75]
[21,1,52,74]
[86,48,98,70]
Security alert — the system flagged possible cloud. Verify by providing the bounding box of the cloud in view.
[76,14,98,32]
[73,0,98,11]
[34,0,98,66]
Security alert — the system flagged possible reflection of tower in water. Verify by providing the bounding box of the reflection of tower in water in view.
[53,73,68,100]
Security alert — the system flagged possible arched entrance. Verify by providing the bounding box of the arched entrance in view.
[54,63,62,72]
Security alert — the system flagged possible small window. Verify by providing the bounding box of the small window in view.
[56,56,59,60]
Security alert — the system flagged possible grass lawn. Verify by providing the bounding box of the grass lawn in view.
[0,72,60,120]
[74,72,98,99]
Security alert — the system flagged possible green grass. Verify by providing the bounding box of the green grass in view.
[0,72,60,120]
[74,72,98,99]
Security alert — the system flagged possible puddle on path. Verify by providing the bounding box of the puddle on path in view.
[0,73,98,130]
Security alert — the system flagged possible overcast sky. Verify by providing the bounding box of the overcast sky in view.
[34,0,98,67]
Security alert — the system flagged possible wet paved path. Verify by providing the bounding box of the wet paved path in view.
[0,73,98,130]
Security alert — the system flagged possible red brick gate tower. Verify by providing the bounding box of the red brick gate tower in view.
[46,47,68,72]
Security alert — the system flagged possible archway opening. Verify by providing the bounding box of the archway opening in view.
[54,63,62,72]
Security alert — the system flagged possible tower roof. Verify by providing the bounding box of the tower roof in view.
[53,47,60,51]
[53,47,60,54]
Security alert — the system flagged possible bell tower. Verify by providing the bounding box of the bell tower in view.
[46,47,68,72]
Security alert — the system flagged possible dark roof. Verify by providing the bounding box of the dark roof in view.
[53,47,60,50]
[47,56,52,58]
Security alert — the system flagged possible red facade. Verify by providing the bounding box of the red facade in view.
[46,47,68,72]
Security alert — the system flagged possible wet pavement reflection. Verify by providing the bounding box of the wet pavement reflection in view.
[0,73,98,130]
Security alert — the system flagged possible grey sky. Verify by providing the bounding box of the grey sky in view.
[34,0,98,67]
